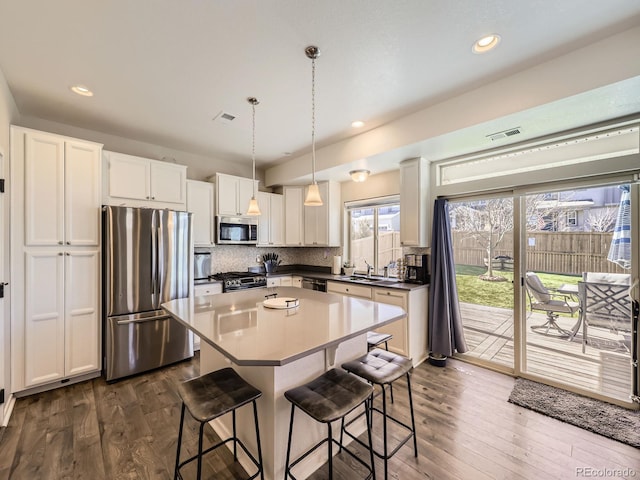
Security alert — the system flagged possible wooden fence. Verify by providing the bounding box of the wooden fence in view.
[351,232,402,273]
[452,231,626,275]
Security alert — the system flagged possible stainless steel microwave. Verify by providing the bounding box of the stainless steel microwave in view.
[216,216,258,244]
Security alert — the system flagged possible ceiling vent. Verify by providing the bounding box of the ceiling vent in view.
[487,127,522,141]
[212,111,237,125]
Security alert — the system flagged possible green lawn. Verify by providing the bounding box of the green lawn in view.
[455,265,580,310]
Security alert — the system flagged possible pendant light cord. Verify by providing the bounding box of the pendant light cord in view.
[311,54,316,185]
[251,100,257,197]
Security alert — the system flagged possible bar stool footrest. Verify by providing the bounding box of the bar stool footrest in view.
[176,435,262,480]
[343,406,414,460]
[285,436,373,480]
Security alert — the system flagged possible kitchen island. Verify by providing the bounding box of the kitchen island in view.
[163,286,406,480]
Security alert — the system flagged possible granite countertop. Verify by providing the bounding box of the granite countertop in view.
[268,269,429,291]
[163,287,406,366]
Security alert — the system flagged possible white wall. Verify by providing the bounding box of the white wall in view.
[0,66,19,423]
[266,25,640,187]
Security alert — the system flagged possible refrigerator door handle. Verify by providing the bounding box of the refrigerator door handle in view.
[151,210,158,306]
[116,314,173,325]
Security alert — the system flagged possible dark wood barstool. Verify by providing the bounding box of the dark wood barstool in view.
[342,349,418,480]
[366,331,394,402]
[284,368,375,480]
[174,368,264,480]
[366,331,393,351]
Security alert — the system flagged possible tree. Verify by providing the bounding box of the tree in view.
[584,207,617,232]
[451,195,554,279]
[451,198,513,278]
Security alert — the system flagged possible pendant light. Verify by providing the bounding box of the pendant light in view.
[246,97,261,216]
[303,46,323,206]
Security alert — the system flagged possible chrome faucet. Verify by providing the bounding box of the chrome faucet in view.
[364,260,373,278]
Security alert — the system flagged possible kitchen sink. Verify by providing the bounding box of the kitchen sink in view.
[346,276,400,286]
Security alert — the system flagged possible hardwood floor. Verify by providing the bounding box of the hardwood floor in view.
[1,354,638,480]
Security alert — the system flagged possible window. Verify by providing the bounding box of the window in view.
[566,210,577,226]
[346,197,401,277]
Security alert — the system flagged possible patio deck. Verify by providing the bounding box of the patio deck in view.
[459,302,632,402]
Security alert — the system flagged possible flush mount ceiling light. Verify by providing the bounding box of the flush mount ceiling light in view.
[349,169,370,182]
[472,34,501,54]
[70,85,93,97]
[303,45,323,207]
[351,120,365,128]
[245,97,261,216]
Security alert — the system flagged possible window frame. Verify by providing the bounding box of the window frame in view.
[345,195,400,276]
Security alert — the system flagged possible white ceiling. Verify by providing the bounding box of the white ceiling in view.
[1,0,639,183]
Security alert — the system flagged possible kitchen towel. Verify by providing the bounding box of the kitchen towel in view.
[332,256,342,275]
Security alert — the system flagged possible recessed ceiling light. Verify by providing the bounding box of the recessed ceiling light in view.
[70,85,94,97]
[351,120,365,128]
[472,34,501,54]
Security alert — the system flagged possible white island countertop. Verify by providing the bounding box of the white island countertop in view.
[162,286,407,366]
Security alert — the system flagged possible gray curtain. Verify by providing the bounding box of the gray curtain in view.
[428,198,468,356]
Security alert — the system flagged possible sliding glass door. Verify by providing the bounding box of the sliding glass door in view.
[522,182,635,403]
[449,195,515,371]
[449,182,637,404]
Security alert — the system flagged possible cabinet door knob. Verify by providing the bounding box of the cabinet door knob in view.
[58,241,63,245]
[66,241,70,245]
[152,196,155,200]
[387,292,390,295]
[66,253,70,256]
[58,252,63,256]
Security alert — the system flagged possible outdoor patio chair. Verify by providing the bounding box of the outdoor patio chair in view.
[579,272,631,353]
[525,272,580,337]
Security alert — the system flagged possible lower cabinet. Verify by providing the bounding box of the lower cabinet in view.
[326,281,428,366]
[266,275,293,287]
[23,249,100,388]
[193,283,223,351]
[372,288,408,357]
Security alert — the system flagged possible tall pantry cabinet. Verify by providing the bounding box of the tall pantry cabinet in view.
[10,127,102,391]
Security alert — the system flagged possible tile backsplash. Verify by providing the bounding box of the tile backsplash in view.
[202,245,429,275]
[204,246,342,274]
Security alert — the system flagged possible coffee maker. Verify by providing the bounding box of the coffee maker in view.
[404,254,429,284]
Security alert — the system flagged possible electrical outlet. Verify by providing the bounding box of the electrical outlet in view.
[256,255,261,263]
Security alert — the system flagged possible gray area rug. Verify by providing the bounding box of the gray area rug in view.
[508,378,640,448]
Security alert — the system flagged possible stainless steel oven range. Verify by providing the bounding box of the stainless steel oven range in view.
[212,272,267,292]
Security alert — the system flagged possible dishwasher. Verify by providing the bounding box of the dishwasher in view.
[301,277,327,292]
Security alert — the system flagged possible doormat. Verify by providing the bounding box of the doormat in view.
[508,378,640,448]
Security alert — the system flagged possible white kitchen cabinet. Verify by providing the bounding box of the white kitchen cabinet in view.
[284,186,304,246]
[327,281,372,299]
[400,157,429,247]
[24,131,101,246]
[292,276,302,288]
[304,181,341,247]
[11,126,103,394]
[215,173,258,216]
[194,283,223,297]
[266,276,292,287]
[24,249,100,387]
[187,180,215,247]
[104,151,186,207]
[372,288,408,357]
[257,192,284,246]
[373,286,428,366]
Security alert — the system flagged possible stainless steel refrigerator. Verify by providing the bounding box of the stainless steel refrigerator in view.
[103,205,193,381]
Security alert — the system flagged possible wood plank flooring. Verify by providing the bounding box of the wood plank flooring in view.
[1,354,639,480]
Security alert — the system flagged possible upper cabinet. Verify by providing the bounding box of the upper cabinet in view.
[187,180,215,247]
[257,191,284,246]
[215,173,258,216]
[23,130,101,246]
[283,186,304,246]
[304,181,341,247]
[103,151,187,208]
[400,157,429,247]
